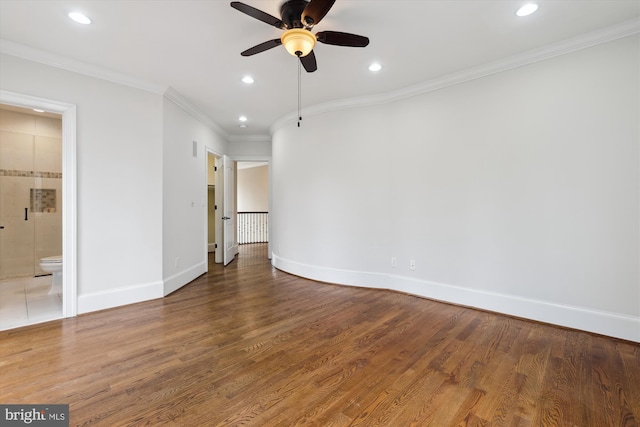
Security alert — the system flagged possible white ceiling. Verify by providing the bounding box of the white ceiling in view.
[0,1,638,139]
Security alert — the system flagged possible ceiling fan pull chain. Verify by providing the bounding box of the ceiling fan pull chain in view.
[298,56,302,127]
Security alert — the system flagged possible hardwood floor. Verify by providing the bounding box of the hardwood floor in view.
[1,244,639,426]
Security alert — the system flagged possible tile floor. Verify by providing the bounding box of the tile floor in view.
[0,275,62,331]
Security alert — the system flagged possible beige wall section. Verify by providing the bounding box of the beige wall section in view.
[237,165,268,212]
[0,107,62,279]
[207,152,216,185]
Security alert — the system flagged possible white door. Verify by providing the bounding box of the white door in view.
[222,155,238,265]
[213,155,223,264]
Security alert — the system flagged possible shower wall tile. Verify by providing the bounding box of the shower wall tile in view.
[0,131,33,171]
[0,110,35,134]
[41,177,62,210]
[34,136,62,173]
[0,110,61,138]
[30,189,56,212]
[35,116,62,138]
[0,177,31,218]
[0,177,16,216]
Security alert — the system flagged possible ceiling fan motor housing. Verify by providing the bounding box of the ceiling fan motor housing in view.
[280,0,309,28]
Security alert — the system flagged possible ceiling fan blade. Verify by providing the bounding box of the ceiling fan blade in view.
[241,39,282,56]
[230,2,285,29]
[300,51,318,72]
[301,0,336,28]
[316,31,369,47]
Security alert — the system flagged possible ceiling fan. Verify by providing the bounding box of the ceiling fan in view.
[230,0,370,72]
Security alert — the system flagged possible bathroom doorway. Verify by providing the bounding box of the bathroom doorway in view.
[0,104,62,329]
[0,91,77,331]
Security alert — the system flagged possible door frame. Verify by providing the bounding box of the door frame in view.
[205,148,224,265]
[1,90,78,318]
[222,155,238,265]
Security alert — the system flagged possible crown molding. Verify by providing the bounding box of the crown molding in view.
[162,87,228,139]
[271,18,640,134]
[0,39,168,94]
[3,17,637,142]
[0,39,234,140]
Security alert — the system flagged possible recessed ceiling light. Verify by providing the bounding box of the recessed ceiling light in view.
[242,76,254,84]
[32,109,45,113]
[239,116,248,122]
[516,3,538,17]
[68,12,91,24]
[368,63,382,72]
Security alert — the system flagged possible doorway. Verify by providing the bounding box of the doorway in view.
[206,152,239,266]
[236,161,270,258]
[0,91,77,330]
[0,104,62,329]
[205,154,271,268]
[0,105,62,277]
[206,152,221,263]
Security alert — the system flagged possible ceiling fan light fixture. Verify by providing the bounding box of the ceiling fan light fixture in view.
[281,29,316,57]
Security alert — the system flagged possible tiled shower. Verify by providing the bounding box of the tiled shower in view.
[0,105,63,330]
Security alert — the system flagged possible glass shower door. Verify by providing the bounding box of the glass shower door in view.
[0,129,36,279]
[0,107,62,280]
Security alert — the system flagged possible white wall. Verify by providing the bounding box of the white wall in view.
[0,54,164,312]
[0,52,271,315]
[162,96,227,294]
[272,35,640,342]
[227,139,271,158]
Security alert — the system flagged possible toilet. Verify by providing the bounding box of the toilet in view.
[40,255,62,295]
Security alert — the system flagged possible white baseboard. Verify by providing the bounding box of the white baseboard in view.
[163,261,207,296]
[77,280,164,314]
[272,255,640,343]
[77,262,207,314]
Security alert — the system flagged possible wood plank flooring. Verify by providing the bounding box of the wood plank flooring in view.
[1,243,639,426]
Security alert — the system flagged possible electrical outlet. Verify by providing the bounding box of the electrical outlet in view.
[175,257,180,269]
[410,259,416,270]
[391,257,397,268]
